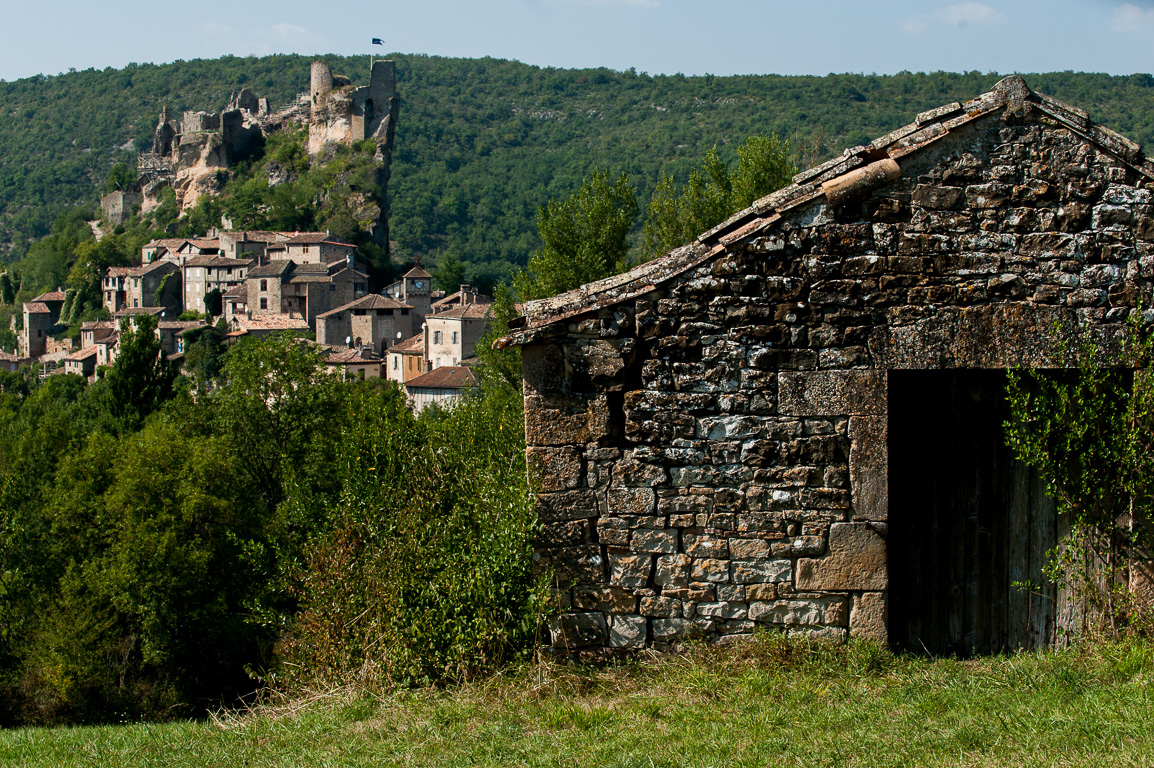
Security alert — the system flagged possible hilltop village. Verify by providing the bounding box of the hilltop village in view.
[5,229,493,410]
[0,58,492,411]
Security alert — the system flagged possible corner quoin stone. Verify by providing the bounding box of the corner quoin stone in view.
[796,522,888,591]
[849,416,888,521]
[850,592,889,643]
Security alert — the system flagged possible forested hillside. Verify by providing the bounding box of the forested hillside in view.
[3,55,1154,283]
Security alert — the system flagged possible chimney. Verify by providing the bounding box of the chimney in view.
[460,284,471,306]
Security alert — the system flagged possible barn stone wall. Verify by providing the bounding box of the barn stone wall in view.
[523,107,1154,654]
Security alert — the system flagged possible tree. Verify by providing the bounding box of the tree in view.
[104,315,178,431]
[641,134,796,262]
[434,252,467,293]
[0,273,15,306]
[515,170,638,301]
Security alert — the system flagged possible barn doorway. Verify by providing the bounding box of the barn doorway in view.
[887,370,1058,655]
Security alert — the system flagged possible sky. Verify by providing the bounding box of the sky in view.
[0,0,1151,82]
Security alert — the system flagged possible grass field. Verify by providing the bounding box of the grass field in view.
[2,635,1152,767]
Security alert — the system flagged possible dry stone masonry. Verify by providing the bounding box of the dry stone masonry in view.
[501,76,1154,656]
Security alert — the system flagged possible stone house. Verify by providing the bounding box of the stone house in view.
[315,294,415,354]
[182,255,252,314]
[102,266,135,314]
[218,230,282,261]
[404,365,477,411]
[426,302,493,369]
[20,291,66,358]
[501,76,1154,656]
[324,345,385,379]
[62,346,98,379]
[385,331,426,383]
[245,260,369,327]
[383,265,434,328]
[265,232,357,265]
[125,261,182,314]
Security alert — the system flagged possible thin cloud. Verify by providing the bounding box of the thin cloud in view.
[902,2,1004,35]
[937,2,1004,27]
[1113,3,1154,31]
[565,0,660,7]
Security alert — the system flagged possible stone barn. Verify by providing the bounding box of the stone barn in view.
[499,76,1154,656]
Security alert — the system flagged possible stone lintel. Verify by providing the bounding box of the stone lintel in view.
[778,370,887,417]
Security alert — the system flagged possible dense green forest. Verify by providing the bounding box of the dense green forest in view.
[0,314,536,725]
[3,55,1154,286]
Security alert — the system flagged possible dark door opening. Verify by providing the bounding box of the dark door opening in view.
[888,370,1057,655]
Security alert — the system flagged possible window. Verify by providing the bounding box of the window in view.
[355,282,365,293]
[260,279,268,292]
[260,298,268,310]
[433,331,443,344]
[452,331,458,344]
[329,284,336,292]
[134,299,139,307]
[393,357,398,370]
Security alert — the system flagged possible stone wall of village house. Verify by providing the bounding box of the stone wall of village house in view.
[524,113,1154,653]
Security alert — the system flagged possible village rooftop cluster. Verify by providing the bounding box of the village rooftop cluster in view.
[4,229,494,411]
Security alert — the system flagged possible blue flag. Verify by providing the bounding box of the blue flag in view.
[372,38,384,45]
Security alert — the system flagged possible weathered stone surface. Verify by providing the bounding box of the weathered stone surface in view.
[652,618,701,642]
[655,554,691,587]
[778,371,887,416]
[522,343,565,395]
[537,490,599,523]
[527,447,583,492]
[728,538,770,559]
[850,591,889,642]
[607,615,647,648]
[796,523,888,591]
[849,416,888,521]
[549,612,607,649]
[694,601,748,620]
[609,554,651,589]
[640,596,683,618]
[525,393,611,446]
[731,559,792,584]
[632,529,678,554]
[607,486,657,516]
[748,597,848,626]
[691,558,731,583]
[572,585,636,614]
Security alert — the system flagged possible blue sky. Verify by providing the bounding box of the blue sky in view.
[0,1,1150,82]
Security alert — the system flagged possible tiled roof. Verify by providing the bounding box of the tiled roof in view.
[248,261,294,278]
[32,291,66,302]
[0,350,23,363]
[144,238,189,250]
[113,306,166,317]
[403,265,432,279]
[184,255,253,268]
[390,331,424,354]
[432,302,493,320]
[64,346,98,362]
[186,239,221,250]
[130,260,175,276]
[500,75,1154,346]
[325,347,383,364]
[24,302,50,314]
[235,314,310,331]
[316,294,413,318]
[220,230,282,242]
[224,284,248,300]
[106,266,136,277]
[406,365,477,390]
[158,321,207,330]
[282,232,353,245]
